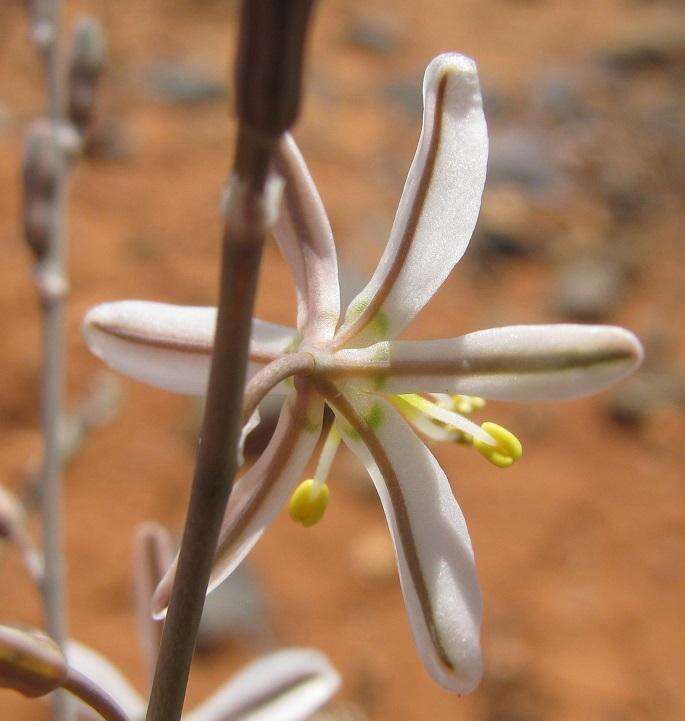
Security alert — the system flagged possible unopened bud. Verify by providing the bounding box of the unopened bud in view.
[23,198,52,260]
[68,16,106,133]
[23,121,60,198]
[0,625,67,698]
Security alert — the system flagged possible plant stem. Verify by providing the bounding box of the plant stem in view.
[34,2,72,720]
[144,161,272,721]
[144,3,317,719]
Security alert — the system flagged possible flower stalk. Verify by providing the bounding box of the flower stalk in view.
[23,4,105,721]
[143,3,317,720]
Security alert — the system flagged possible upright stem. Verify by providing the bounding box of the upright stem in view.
[35,2,72,720]
[144,3,316,719]
[145,159,272,721]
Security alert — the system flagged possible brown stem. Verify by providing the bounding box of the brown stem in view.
[144,5,317,720]
[144,175,269,721]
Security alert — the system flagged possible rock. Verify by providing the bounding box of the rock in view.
[197,563,269,649]
[532,69,589,124]
[607,372,685,428]
[474,186,539,260]
[382,78,422,120]
[597,24,685,74]
[84,117,134,160]
[345,14,403,55]
[142,62,226,105]
[488,129,556,193]
[552,256,625,321]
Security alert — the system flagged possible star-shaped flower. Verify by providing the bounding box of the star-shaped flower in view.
[83,54,642,693]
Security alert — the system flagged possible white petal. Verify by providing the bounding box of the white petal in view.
[323,386,482,693]
[65,642,145,721]
[334,53,488,347]
[83,301,296,395]
[273,134,340,344]
[184,648,340,721]
[328,325,643,401]
[152,391,322,618]
[132,522,173,686]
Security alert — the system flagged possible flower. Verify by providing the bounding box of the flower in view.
[83,53,643,693]
[66,523,340,721]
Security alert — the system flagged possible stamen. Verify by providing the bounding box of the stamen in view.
[313,423,341,485]
[474,422,523,468]
[391,395,460,442]
[451,394,485,414]
[289,479,330,527]
[398,394,493,444]
[288,424,340,527]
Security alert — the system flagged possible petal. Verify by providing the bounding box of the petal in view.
[83,301,297,395]
[0,484,43,582]
[327,325,643,401]
[65,642,145,721]
[152,389,322,618]
[273,134,340,344]
[132,523,174,686]
[334,53,488,347]
[184,648,340,721]
[317,382,482,693]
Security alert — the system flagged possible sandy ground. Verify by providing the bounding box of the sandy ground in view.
[1,1,684,719]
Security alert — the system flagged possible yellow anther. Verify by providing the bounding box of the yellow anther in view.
[474,422,523,468]
[451,395,486,415]
[289,479,330,527]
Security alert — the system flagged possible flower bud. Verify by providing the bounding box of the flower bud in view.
[0,626,67,698]
[68,16,106,134]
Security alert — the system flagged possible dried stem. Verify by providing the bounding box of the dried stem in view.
[144,3,316,720]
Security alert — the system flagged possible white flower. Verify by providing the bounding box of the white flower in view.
[83,53,643,693]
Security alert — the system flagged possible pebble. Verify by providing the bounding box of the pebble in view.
[474,186,539,260]
[597,24,685,74]
[607,372,685,428]
[552,256,624,321]
[345,14,403,55]
[197,563,269,649]
[382,78,422,120]
[143,62,226,105]
[532,69,589,124]
[488,129,556,193]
